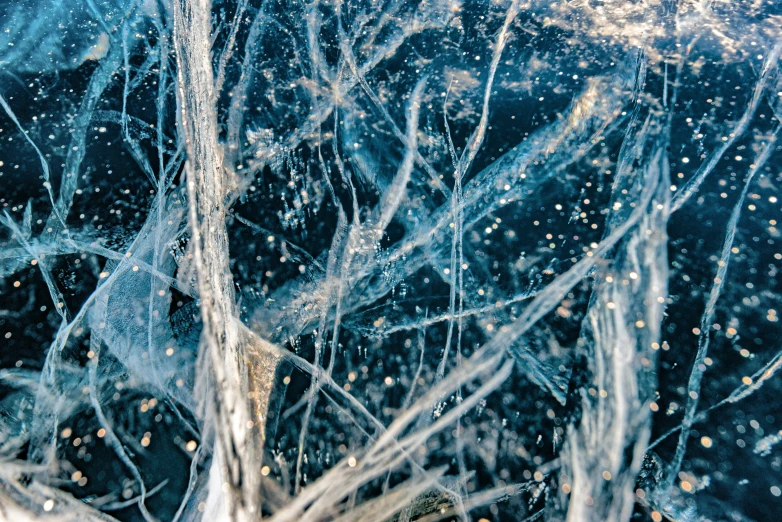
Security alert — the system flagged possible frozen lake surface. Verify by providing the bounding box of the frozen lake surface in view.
[0,1,781,521]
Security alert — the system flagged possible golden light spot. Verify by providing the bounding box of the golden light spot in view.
[43,499,54,512]
[97,428,106,438]
[651,511,663,522]
[742,376,753,385]
[61,428,72,438]
[602,471,612,481]
[701,436,712,448]
[81,33,110,62]
[681,480,692,492]
[186,440,198,451]
[261,466,271,476]
[348,456,357,467]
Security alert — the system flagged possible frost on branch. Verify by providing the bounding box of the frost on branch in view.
[1,1,782,521]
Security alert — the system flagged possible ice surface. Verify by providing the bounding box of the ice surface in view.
[1,1,781,521]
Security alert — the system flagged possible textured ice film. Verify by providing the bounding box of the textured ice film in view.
[1,0,781,521]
